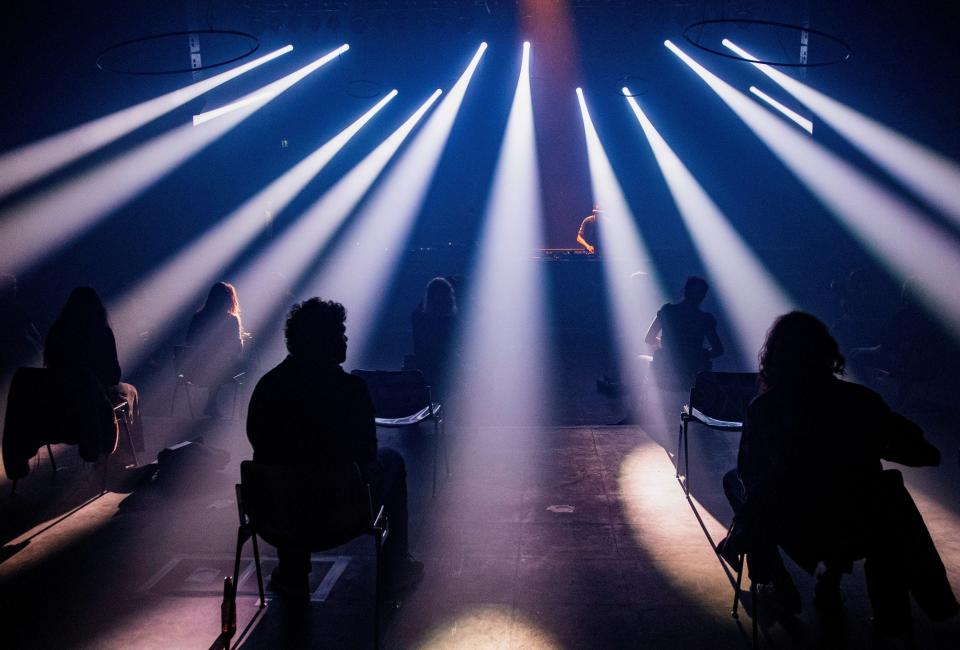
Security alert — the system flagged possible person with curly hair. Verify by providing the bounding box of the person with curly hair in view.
[718,312,956,633]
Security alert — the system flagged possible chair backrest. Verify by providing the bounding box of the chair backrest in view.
[239,460,372,551]
[2,367,117,479]
[351,369,431,419]
[689,371,759,424]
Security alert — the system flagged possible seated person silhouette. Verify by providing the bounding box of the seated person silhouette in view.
[186,282,244,418]
[718,312,957,632]
[411,276,459,401]
[645,276,724,391]
[44,286,144,457]
[247,298,423,600]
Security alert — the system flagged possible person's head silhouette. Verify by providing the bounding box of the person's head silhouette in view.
[423,277,456,316]
[284,298,347,366]
[760,311,845,389]
[59,286,110,328]
[201,281,240,317]
[681,276,709,307]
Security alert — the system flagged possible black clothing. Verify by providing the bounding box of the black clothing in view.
[246,355,410,582]
[411,309,457,399]
[727,377,956,623]
[44,320,121,388]
[247,355,376,466]
[651,302,720,390]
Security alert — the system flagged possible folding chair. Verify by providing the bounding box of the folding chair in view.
[2,367,127,495]
[677,371,758,495]
[231,460,389,648]
[351,369,448,496]
[171,345,244,419]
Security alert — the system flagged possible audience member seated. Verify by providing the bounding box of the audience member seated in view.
[718,312,958,633]
[645,276,724,391]
[411,276,459,400]
[246,297,423,600]
[186,282,245,418]
[44,287,144,457]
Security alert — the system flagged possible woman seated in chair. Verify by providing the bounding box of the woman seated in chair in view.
[186,282,244,418]
[411,276,459,401]
[44,286,144,457]
[719,311,957,634]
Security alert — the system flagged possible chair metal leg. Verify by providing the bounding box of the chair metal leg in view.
[732,555,744,618]
[46,444,58,472]
[683,421,690,495]
[232,527,248,602]
[442,419,450,478]
[119,417,139,468]
[250,531,266,607]
[751,579,759,649]
[373,531,383,650]
[432,418,439,497]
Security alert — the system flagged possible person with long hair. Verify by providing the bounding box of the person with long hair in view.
[185,282,244,417]
[44,286,144,457]
[411,276,459,400]
[719,312,956,633]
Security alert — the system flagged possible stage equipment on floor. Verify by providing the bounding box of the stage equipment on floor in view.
[193,43,349,125]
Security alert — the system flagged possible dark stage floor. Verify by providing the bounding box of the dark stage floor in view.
[1,389,958,649]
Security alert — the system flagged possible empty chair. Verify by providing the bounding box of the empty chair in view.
[351,369,447,496]
[677,371,758,495]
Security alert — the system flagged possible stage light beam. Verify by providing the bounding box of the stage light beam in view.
[723,38,960,228]
[233,89,443,346]
[455,41,553,426]
[749,86,813,134]
[110,90,397,368]
[0,44,293,199]
[193,43,349,125]
[304,43,488,362]
[0,45,350,276]
[621,87,794,360]
[574,86,667,400]
[665,39,960,343]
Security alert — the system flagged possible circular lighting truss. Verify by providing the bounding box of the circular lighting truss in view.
[682,19,852,67]
[96,30,260,75]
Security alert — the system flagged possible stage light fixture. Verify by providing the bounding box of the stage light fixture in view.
[110,90,398,368]
[665,39,960,343]
[0,44,293,200]
[749,86,813,134]
[723,38,960,227]
[303,43,488,362]
[621,87,793,360]
[193,43,349,126]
